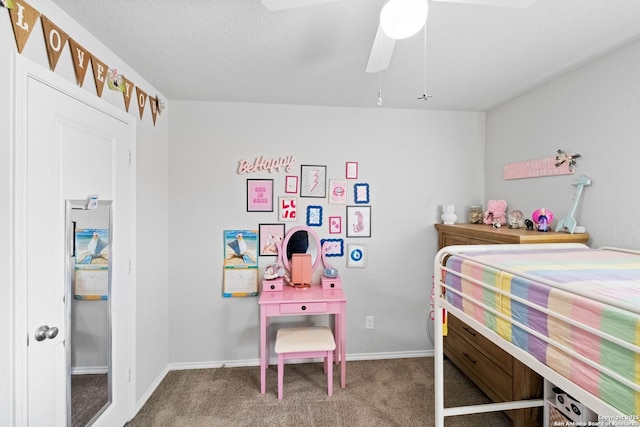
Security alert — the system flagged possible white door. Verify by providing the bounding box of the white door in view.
[13,56,134,426]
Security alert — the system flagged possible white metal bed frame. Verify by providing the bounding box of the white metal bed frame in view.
[433,243,640,427]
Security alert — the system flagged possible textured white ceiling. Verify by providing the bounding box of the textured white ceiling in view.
[51,0,640,111]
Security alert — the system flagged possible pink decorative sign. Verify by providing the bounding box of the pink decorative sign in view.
[503,156,574,180]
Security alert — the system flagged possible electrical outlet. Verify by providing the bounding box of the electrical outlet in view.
[365,315,374,329]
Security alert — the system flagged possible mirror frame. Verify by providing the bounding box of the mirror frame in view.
[66,199,113,426]
[280,225,322,274]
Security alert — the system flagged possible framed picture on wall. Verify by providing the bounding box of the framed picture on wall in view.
[346,205,371,238]
[347,243,367,268]
[300,165,327,198]
[329,180,347,204]
[306,205,323,227]
[346,161,358,179]
[329,216,342,234]
[278,197,298,222]
[321,238,344,257]
[246,179,273,212]
[354,183,370,204]
[285,175,298,194]
[258,223,285,256]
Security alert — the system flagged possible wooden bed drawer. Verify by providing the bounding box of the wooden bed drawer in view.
[279,302,327,314]
[444,327,513,403]
[447,314,512,374]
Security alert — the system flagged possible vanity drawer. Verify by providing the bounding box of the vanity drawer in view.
[279,302,327,314]
[262,278,283,292]
[321,276,342,290]
[447,314,512,374]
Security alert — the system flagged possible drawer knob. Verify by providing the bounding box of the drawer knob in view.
[462,352,477,364]
[270,284,275,290]
[330,283,335,288]
[301,305,307,311]
[462,326,477,337]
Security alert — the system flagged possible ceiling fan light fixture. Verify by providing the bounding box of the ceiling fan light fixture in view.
[380,0,429,40]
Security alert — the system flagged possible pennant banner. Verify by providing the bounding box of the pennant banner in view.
[41,16,68,71]
[4,0,162,126]
[91,55,108,97]
[149,96,158,126]
[68,38,91,86]
[135,86,147,120]
[121,76,134,112]
[9,0,39,53]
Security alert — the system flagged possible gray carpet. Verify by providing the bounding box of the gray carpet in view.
[72,374,108,427]
[125,357,511,426]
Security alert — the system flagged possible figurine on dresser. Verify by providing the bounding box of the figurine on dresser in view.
[441,204,457,225]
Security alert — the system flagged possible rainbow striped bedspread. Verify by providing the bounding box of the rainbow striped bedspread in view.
[444,246,640,416]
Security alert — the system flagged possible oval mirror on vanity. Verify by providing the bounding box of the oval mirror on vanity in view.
[281,226,322,286]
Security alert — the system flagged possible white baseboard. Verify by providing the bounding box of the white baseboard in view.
[71,366,109,375]
[345,350,434,361]
[167,350,434,371]
[133,365,170,416]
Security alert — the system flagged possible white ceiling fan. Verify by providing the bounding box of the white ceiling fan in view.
[262,0,537,73]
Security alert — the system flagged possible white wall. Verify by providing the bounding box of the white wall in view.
[168,101,485,364]
[0,1,170,423]
[0,9,12,422]
[485,39,640,249]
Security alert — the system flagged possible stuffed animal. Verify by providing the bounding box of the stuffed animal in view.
[483,200,508,226]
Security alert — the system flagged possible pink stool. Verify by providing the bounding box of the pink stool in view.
[274,326,336,400]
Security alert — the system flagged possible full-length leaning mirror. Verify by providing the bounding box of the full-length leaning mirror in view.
[66,200,112,427]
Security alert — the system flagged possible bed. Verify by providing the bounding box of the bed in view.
[433,243,640,427]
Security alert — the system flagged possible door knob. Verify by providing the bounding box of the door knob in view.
[46,326,59,339]
[34,325,59,341]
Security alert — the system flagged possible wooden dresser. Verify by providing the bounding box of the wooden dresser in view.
[434,223,590,427]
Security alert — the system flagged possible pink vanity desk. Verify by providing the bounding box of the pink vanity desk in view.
[259,284,347,394]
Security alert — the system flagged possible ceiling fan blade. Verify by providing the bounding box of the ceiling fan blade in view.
[365,24,396,73]
[431,0,536,7]
[262,0,344,11]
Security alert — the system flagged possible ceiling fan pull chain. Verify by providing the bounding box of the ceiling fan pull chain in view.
[418,24,431,101]
[378,10,384,106]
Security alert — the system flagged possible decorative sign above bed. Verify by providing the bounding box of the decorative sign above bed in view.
[503,156,573,180]
[237,155,296,174]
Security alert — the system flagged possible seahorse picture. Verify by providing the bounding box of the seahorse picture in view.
[353,211,364,232]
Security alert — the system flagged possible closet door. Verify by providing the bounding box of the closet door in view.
[13,56,134,427]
